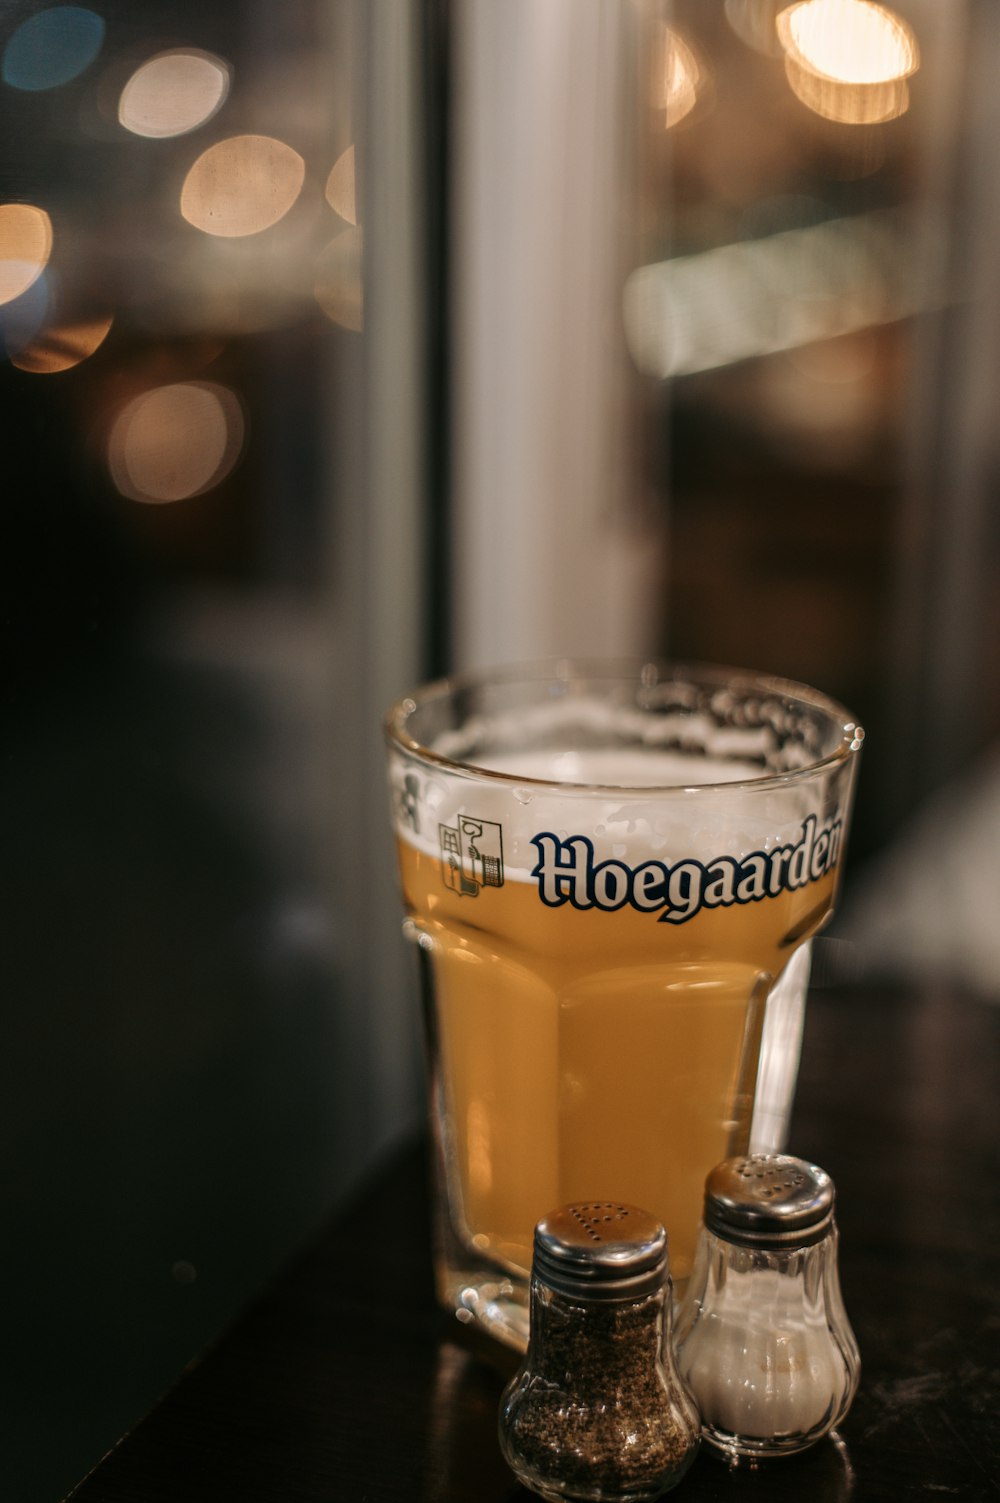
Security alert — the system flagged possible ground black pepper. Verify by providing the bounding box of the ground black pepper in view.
[498,1203,700,1503]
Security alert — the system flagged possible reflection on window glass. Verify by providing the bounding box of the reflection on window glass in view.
[2,6,370,1498]
[1,0,361,590]
[631,0,940,859]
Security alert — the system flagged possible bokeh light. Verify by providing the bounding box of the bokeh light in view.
[107,382,245,503]
[624,207,919,380]
[11,311,113,373]
[325,145,357,225]
[784,55,909,123]
[315,228,363,332]
[777,0,918,86]
[657,28,701,129]
[119,49,230,139]
[2,6,105,92]
[0,204,53,306]
[180,135,305,238]
[1,272,51,355]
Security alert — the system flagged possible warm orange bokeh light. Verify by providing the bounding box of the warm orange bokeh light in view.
[777,0,917,124]
[119,49,230,139]
[657,27,701,128]
[11,311,113,373]
[778,0,918,86]
[180,135,305,238]
[315,227,363,332]
[108,381,245,503]
[325,145,357,226]
[784,54,909,123]
[0,203,53,306]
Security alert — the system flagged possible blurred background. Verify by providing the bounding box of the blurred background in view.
[2,0,998,1496]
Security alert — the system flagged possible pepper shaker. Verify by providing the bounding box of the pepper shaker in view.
[674,1154,860,1459]
[498,1202,700,1503]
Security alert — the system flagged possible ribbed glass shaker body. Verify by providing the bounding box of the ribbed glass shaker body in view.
[674,1155,860,1459]
[498,1203,700,1503]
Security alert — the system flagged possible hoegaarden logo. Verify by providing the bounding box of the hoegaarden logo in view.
[530,815,841,925]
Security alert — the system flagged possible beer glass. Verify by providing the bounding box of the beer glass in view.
[385,661,863,1350]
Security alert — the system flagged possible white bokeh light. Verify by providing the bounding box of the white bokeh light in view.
[108,381,245,503]
[180,135,305,238]
[119,49,230,139]
[777,0,918,86]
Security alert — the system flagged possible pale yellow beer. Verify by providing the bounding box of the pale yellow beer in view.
[397,832,837,1287]
[385,662,862,1348]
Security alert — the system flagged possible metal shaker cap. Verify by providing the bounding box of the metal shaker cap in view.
[703,1154,835,1249]
[532,1203,669,1302]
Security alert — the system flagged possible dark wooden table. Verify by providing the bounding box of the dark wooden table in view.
[67,983,1000,1502]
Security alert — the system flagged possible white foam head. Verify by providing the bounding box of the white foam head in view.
[393,743,826,881]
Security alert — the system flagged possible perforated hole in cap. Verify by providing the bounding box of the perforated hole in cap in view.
[734,1159,809,1200]
[704,1154,835,1248]
[532,1203,669,1300]
[569,1204,632,1242]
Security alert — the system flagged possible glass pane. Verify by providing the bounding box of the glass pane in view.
[2,3,424,1495]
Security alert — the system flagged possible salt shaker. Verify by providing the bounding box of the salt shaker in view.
[674,1154,860,1460]
[498,1202,701,1502]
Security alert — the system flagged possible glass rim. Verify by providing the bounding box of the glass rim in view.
[384,658,864,798]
